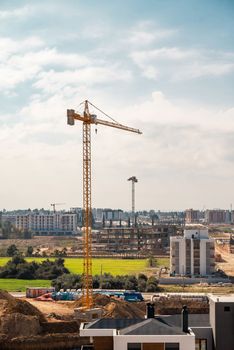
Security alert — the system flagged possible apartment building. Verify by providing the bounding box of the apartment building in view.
[170,228,215,276]
[205,209,230,224]
[185,209,200,224]
[15,212,77,235]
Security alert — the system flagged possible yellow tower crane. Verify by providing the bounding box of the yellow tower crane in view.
[67,100,142,309]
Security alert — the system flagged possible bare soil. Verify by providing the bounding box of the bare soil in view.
[27,299,75,320]
[215,246,234,276]
[0,236,79,255]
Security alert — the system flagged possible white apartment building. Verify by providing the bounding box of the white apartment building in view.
[170,228,215,276]
[15,212,77,235]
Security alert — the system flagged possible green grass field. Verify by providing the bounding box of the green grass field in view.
[0,279,51,292]
[0,257,169,291]
[0,257,169,275]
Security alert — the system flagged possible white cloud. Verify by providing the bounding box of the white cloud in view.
[0,6,31,19]
[131,47,197,62]
[173,62,234,80]
[0,36,44,60]
[130,46,234,80]
[1,90,234,209]
[33,66,132,93]
[128,29,176,46]
[0,34,131,92]
[126,21,177,47]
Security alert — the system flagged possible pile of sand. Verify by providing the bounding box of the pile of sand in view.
[74,294,145,319]
[0,290,46,322]
[0,290,46,338]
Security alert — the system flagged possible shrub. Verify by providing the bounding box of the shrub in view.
[6,244,19,257]
[0,256,69,280]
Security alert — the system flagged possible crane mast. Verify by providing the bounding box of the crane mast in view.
[67,100,141,309]
[128,176,138,226]
[82,101,92,309]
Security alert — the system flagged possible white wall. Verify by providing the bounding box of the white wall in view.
[184,229,208,239]
[200,239,207,275]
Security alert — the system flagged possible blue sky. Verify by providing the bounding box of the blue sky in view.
[0,0,234,211]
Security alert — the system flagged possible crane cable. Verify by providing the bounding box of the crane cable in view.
[78,100,121,125]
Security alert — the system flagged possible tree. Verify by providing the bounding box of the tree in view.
[0,256,70,280]
[146,276,159,292]
[34,248,41,257]
[6,244,18,257]
[124,275,138,290]
[1,221,13,239]
[147,256,157,267]
[54,248,67,257]
[26,246,33,256]
[138,273,147,281]
[61,247,67,256]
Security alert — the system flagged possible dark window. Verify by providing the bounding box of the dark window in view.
[224,306,230,312]
[127,344,141,350]
[165,343,179,350]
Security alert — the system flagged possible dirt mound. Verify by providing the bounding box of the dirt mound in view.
[0,313,41,338]
[93,293,111,307]
[0,290,47,339]
[104,299,145,318]
[74,294,145,319]
[0,290,46,322]
[74,293,111,308]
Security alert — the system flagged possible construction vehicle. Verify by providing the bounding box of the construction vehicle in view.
[67,100,141,309]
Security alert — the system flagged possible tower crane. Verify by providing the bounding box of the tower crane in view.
[50,203,66,213]
[128,176,138,226]
[67,100,141,309]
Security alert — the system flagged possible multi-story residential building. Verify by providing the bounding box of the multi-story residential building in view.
[15,212,77,235]
[102,209,123,221]
[185,209,200,224]
[1,214,17,226]
[205,209,230,224]
[170,228,215,276]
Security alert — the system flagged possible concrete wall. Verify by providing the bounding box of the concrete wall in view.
[159,277,230,284]
[212,301,234,350]
[191,327,213,350]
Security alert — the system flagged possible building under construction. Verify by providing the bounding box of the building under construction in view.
[91,224,178,256]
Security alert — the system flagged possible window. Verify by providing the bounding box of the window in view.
[195,339,207,350]
[165,343,179,350]
[224,306,230,312]
[128,344,141,350]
